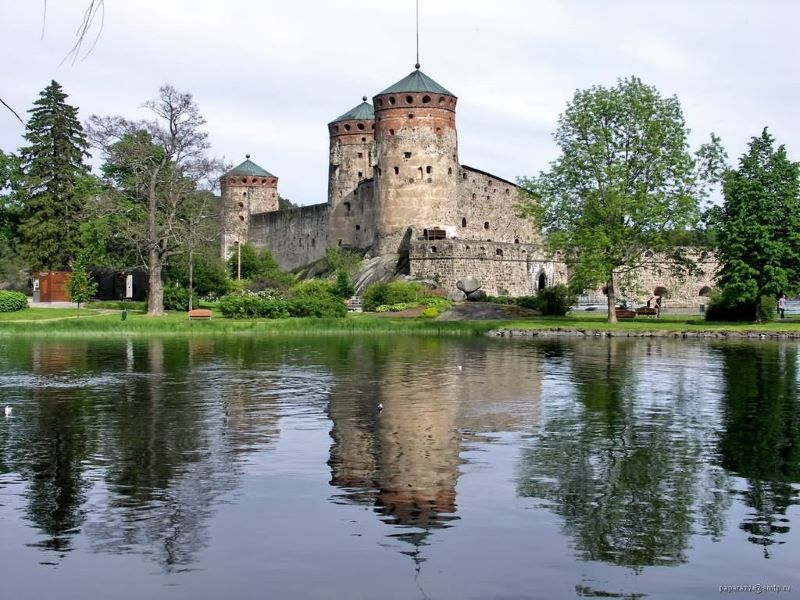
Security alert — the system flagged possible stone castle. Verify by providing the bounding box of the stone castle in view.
[219,66,715,307]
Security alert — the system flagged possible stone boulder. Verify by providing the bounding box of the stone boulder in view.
[467,289,487,302]
[447,289,467,302]
[456,276,481,295]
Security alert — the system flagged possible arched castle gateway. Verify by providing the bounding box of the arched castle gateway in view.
[221,67,716,305]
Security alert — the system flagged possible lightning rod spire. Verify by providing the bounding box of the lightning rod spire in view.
[415,0,420,69]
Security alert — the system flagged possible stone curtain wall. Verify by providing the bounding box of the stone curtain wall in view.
[328,179,377,250]
[577,252,720,308]
[409,239,568,296]
[249,204,329,271]
[455,167,540,246]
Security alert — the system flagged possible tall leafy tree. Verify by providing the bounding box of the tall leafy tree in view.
[712,128,800,322]
[519,76,726,323]
[87,85,224,315]
[18,81,91,269]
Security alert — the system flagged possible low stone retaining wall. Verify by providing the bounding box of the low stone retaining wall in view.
[487,328,800,340]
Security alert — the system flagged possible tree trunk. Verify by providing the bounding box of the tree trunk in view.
[147,252,164,316]
[188,247,194,312]
[146,176,164,316]
[754,290,762,324]
[606,275,618,324]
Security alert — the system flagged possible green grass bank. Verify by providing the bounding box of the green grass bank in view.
[3,307,800,338]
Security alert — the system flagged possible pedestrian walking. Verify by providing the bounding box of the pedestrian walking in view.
[778,294,787,319]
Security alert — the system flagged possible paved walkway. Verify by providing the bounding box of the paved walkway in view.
[28,301,81,309]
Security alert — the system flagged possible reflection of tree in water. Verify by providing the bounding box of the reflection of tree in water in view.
[517,339,723,571]
[327,337,462,564]
[9,341,95,555]
[83,338,254,571]
[716,343,800,557]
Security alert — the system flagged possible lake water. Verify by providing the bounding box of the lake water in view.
[0,335,798,599]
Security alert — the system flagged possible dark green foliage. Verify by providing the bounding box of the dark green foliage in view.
[66,259,98,309]
[705,291,775,322]
[162,286,199,311]
[228,243,293,286]
[516,296,539,310]
[288,280,347,318]
[165,251,230,298]
[332,270,355,299]
[535,285,576,316]
[0,290,28,312]
[361,281,424,312]
[18,81,91,269]
[485,296,516,305]
[219,280,347,319]
[711,128,800,322]
[219,294,290,319]
[277,194,296,210]
[319,247,364,278]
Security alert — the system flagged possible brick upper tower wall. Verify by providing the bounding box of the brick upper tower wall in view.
[372,89,460,254]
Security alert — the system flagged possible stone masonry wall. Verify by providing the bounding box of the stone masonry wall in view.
[410,239,568,297]
[328,179,377,251]
[249,203,329,271]
[577,251,720,309]
[455,166,539,245]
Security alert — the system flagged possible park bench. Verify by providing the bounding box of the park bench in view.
[188,308,212,320]
[636,306,659,317]
[615,308,637,320]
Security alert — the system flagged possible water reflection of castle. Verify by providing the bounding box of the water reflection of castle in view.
[327,339,543,552]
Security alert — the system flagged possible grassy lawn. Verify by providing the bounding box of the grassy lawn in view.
[1,306,800,337]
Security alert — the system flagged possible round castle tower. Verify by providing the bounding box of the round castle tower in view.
[220,156,279,259]
[372,67,459,254]
[327,98,375,248]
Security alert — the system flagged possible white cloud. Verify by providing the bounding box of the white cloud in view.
[2,0,799,204]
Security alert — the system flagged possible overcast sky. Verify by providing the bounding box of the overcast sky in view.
[2,0,799,205]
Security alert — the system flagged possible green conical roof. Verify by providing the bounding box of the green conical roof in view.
[331,98,375,124]
[377,68,454,97]
[226,156,275,178]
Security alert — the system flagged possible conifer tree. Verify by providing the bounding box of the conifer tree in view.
[713,128,800,321]
[18,81,90,270]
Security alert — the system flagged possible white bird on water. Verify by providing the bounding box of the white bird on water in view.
[377,403,384,411]
[4,406,11,418]
[457,365,463,371]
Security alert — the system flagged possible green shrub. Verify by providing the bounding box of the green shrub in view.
[163,286,199,311]
[362,281,425,311]
[534,285,576,316]
[219,294,290,319]
[705,291,775,322]
[332,269,355,299]
[486,295,516,305]
[419,296,451,310]
[516,295,539,310]
[288,295,347,318]
[421,307,439,318]
[375,302,415,312]
[288,280,346,318]
[0,290,28,312]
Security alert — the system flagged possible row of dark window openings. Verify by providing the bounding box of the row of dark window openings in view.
[428,245,508,257]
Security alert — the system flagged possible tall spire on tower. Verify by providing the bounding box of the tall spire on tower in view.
[415,0,420,70]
